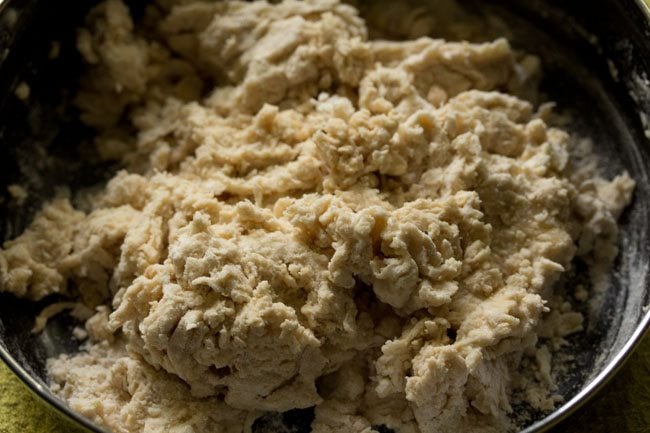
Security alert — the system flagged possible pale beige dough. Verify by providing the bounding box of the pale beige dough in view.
[0,1,635,433]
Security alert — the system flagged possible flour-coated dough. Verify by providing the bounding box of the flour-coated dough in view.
[0,1,634,432]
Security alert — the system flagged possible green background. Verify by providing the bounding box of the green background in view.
[0,334,649,433]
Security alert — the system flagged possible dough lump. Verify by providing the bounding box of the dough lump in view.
[0,1,635,432]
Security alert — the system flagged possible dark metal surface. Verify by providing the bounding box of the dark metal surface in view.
[0,1,649,432]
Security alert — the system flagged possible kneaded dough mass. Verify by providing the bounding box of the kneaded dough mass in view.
[0,1,635,432]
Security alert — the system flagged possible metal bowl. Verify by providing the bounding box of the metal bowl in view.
[0,1,649,432]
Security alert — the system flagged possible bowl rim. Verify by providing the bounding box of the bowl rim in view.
[0,340,108,433]
[520,309,650,433]
[638,0,650,20]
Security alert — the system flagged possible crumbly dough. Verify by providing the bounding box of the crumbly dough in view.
[0,1,635,433]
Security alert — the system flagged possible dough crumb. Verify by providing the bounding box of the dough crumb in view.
[7,184,27,205]
[49,41,61,59]
[14,82,30,101]
[32,302,93,333]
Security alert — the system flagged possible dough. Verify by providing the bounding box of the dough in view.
[0,1,635,432]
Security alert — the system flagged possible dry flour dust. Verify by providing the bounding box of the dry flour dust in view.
[0,1,635,432]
